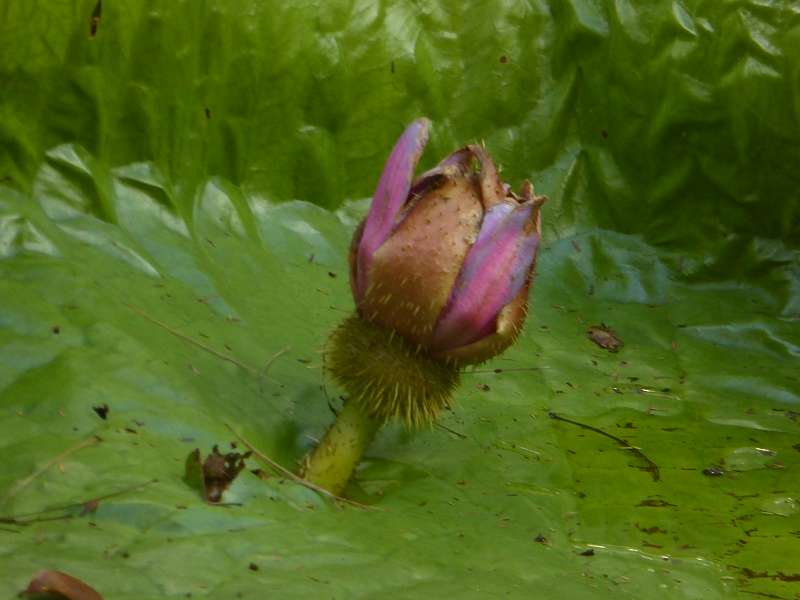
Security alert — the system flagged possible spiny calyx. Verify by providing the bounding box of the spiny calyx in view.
[326,314,460,427]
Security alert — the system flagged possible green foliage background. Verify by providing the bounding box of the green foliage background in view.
[1,1,798,598]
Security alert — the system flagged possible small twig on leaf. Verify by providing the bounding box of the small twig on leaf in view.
[258,346,290,384]
[224,423,378,511]
[2,436,101,508]
[435,423,467,439]
[125,303,258,375]
[1,478,156,526]
[549,412,660,482]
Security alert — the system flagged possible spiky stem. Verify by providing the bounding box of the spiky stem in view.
[301,399,380,496]
[301,314,460,495]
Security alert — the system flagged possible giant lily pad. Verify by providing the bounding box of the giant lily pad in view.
[1,1,798,598]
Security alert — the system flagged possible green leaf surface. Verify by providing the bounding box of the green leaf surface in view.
[1,1,799,599]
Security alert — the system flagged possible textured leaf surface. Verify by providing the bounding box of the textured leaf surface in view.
[1,1,799,599]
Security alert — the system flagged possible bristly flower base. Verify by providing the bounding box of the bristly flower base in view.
[326,314,460,427]
[300,315,461,495]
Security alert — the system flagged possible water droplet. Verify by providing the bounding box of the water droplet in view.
[724,447,777,471]
[760,496,798,517]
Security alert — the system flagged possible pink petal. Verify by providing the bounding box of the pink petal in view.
[356,118,430,300]
[431,201,540,351]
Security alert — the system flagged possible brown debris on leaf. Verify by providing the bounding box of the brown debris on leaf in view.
[185,446,251,503]
[89,0,101,38]
[22,570,103,600]
[587,324,623,352]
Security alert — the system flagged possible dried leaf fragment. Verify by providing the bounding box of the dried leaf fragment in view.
[587,324,623,352]
[184,446,251,503]
[23,570,103,600]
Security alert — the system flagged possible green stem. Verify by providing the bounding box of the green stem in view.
[301,400,381,496]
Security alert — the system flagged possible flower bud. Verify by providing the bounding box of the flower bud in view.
[351,118,545,365]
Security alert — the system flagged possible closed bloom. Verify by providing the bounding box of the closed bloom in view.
[350,118,545,365]
[304,119,546,492]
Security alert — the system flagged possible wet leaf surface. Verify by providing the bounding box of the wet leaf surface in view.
[1,1,799,598]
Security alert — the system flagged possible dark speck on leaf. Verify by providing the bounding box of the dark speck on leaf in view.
[579,548,595,556]
[637,525,667,535]
[740,567,800,582]
[328,271,337,278]
[534,534,547,543]
[637,498,676,507]
[89,0,102,37]
[92,403,109,420]
[499,55,508,64]
[52,325,61,334]
[205,107,212,119]
[601,129,608,139]
[248,563,259,571]
[251,468,269,480]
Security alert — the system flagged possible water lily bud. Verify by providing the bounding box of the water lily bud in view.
[305,120,546,492]
[351,118,545,366]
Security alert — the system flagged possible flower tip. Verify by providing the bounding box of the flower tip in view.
[354,118,434,301]
[520,180,548,209]
[408,117,431,147]
[413,116,431,129]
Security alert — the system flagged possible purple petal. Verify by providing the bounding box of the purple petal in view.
[432,202,540,351]
[356,118,430,300]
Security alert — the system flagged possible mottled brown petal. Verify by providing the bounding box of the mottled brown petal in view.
[348,219,366,303]
[24,570,104,600]
[469,145,505,209]
[359,176,483,346]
